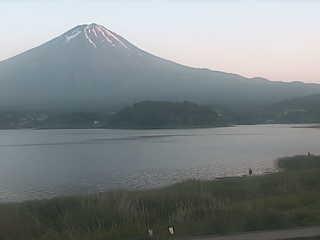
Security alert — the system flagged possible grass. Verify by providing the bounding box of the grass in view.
[1,155,320,240]
[293,238,320,240]
[278,154,320,170]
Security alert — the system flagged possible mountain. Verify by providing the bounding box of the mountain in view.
[1,23,320,111]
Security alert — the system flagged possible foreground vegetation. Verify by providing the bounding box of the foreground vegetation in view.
[278,154,320,170]
[1,155,320,240]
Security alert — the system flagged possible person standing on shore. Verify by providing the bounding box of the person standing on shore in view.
[249,168,253,176]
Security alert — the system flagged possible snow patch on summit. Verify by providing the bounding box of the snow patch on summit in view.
[63,23,132,50]
[65,30,82,42]
[102,27,129,49]
[96,26,113,44]
[84,26,97,48]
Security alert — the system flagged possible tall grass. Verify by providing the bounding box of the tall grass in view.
[277,154,320,170]
[1,156,320,240]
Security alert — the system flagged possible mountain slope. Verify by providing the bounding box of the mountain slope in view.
[1,23,320,111]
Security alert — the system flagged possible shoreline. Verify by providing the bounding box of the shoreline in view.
[0,169,280,204]
[0,122,319,131]
[0,155,320,239]
[0,124,234,131]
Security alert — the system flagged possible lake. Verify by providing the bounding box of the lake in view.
[0,124,319,202]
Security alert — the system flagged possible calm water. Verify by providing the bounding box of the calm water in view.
[0,124,319,202]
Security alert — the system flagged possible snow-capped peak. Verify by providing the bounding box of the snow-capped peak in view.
[63,23,129,49]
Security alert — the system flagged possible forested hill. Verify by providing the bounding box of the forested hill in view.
[229,93,320,124]
[2,94,320,129]
[261,94,320,123]
[0,101,229,129]
[108,101,227,129]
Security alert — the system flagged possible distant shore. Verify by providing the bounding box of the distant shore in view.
[0,123,233,130]
[3,122,320,130]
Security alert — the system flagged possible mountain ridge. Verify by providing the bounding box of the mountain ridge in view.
[1,23,320,111]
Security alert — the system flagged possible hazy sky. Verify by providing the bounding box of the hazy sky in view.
[1,0,320,83]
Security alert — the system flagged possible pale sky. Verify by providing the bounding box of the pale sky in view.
[1,0,320,83]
